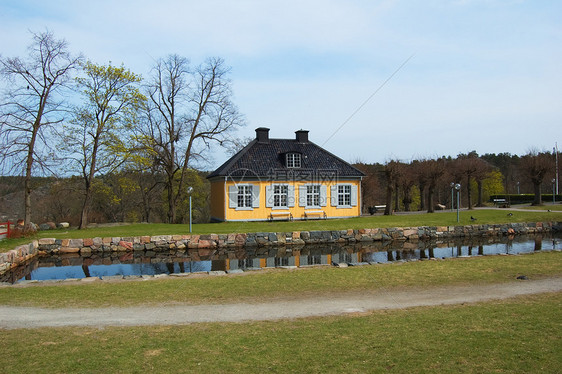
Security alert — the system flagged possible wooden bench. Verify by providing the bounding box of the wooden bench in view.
[368,205,387,214]
[493,198,509,208]
[269,211,293,221]
[304,210,327,220]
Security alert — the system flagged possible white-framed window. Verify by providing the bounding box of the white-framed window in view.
[266,184,295,209]
[237,185,253,208]
[330,184,358,208]
[307,185,320,207]
[228,184,260,210]
[298,184,327,208]
[338,185,351,206]
[286,153,301,168]
[273,184,288,207]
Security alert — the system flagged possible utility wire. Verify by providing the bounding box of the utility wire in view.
[322,53,416,147]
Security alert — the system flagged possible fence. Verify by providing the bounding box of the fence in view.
[0,221,11,240]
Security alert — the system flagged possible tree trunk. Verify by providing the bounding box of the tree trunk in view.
[466,175,473,210]
[167,180,176,224]
[532,182,542,205]
[427,185,435,213]
[79,189,92,229]
[402,187,412,212]
[384,184,393,215]
[419,183,426,211]
[393,182,399,212]
[476,180,484,207]
[23,123,40,232]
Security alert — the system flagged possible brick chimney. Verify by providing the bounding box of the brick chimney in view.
[295,129,309,143]
[255,127,270,143]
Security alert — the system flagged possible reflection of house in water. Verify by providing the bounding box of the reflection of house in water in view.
[3,235,557,283]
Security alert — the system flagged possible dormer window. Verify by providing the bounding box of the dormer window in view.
[286,153,301,168]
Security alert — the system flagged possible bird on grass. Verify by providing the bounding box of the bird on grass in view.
[507,213,513,217]
[470,216,477,222]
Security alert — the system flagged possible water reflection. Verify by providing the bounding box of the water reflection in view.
[2,233,560,284]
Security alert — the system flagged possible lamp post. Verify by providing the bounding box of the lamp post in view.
[450,182,455,211]
[455,183,461,223]
[187,186,193,233]
[553,179,556,205]
[516,181,520,195]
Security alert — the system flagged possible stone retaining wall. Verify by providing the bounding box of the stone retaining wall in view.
[1,221,560,275]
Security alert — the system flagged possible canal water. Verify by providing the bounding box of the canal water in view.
[2,233,560,284]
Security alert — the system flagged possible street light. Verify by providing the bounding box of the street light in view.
[455,183,461,223]
[516,181,520,195]
[553,179,556,205]
[187,186,193,233]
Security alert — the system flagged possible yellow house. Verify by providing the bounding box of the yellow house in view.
[207,128,365,222]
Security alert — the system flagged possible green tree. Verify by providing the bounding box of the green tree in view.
[65,62,145,229]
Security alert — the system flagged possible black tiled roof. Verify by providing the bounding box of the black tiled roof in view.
[207,138,365,179]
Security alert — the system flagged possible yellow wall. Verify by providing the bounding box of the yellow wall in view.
[210,179,362,221]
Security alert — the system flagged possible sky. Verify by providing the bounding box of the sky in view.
[1,0,561,169]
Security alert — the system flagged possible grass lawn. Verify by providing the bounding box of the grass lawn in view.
[0,292,560,373]
[517,203,562,211]
[2,208,562,252]
[1,250,560,308]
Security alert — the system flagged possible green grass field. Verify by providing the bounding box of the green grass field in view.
[2,208,561,252]
[0,292,560,373]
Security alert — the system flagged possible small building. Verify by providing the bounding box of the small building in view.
[207,127,365,222]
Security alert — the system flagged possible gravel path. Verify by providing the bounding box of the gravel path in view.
[1,277,560,329]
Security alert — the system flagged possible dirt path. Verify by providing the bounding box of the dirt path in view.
[1,277,560,329]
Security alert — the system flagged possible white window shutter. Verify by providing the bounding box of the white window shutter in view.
[320,185,328,207]
[265,185,273,208]
[288,185,295,207]
[330,185,338,206]
[228,186,237,208]
[252,184,260,208]
[298,185,307,207]
[351,185,358,206]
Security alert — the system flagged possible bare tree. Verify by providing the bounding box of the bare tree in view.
[142,55,244,223]
[519,151,554,205]
[0,30,82,230]
[65,62,144,229]
[412,159,430,211]
[383,160,402,215]
[421,158,446,213]
[454,152,488,210]
[398,162,416,211]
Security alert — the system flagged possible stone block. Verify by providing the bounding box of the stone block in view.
[118,241,133,250]
[38,238,55,245]
[60,247,80,253]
